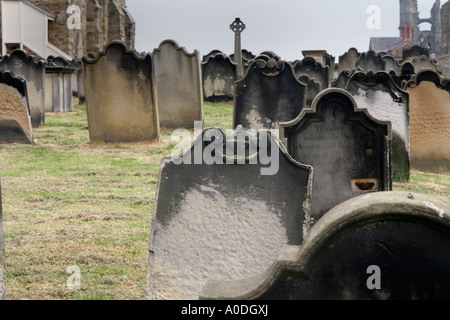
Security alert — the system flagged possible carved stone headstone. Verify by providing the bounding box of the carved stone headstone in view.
[383,55,402,74]
[407,55,440,73]
[0,71,34,145]
[293,57,329,91]
[338,48,360,75]
[344,71,410,179]
[404,70,450,173]
[82,41,160,143]
[45,56,76,113]
[0,50,45,127]
[201,52,237,102]
[0,181,6,300]
[355,50,386,73]
[202,192,450,300]
[145,127,313,300]
[390,61,415,88]
[153,39,204,129]
[233,58,306,130]
[280,88,392,224]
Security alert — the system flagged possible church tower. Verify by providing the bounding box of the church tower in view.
[399,0,420,41]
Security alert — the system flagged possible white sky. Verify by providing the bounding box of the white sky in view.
[126,0,446,61]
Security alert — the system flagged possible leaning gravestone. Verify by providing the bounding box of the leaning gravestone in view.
[153,39,204,129]
[0,50,45,127]
[82,41,160,143]
[202,191,450,300]
[0,71,34,144]
[292,56,329,91]
[234,57,306,130]
[338,47,360,75]
[0,181,6,300]
[355,50,386,73]
[344,70,410,179]
[201,52,237,102]
[145,127,313,300]
[280,88,392,224]
[404,69,450,173]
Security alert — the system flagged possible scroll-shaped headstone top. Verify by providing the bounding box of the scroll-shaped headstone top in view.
[280,88,392,222]
[338,47,361,74]
[201,191,450,300]
[406,55,441,75]
[201,52,237,103]
[230,17,246,34]
[84,40,148,64]
[383,55,402,74]
[146,126,313,300]
[293,56,330,90]
[153,39,199,57]
[202,50,224,62]
[404,68,450,92]
[0,70,28,99]
[233,58,306,130]
[355,50,386,72]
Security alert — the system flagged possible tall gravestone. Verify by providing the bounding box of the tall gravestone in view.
[0,50,45,127]
[404,70,450,173]
[153,39,204,129]
[344,71,410,179]
[45,56,76,113]
[146,127,313,300]
[82,41,160,143]
[201,52,237,102]
[202,192,450,300]
[280,88,392,224]
[338,48,360,75]
[0,181,6,300]
[233,57,306,130]
[355,50,386,73]
[0,71,34,145]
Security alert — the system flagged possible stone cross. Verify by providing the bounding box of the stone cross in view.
[230,18,246,79]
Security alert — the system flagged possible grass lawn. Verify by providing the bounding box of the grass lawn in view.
[0,101,448,300]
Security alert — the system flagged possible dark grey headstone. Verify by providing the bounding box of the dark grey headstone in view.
[402,45,430,60]
[293,57,329,91]
[153,39,204,129]
[82,40,160,143]
[355,50,386,73]
[201,192,450,300]
[280,88,392,223]
[344,71,410,179]
[0,71,34,145]
[233,58,306,130]
[383,55,401,74]
[201,52,236,103]
[0,181,6,300]
[390,62,415,88]
[0,50,45,127]
[145,127,313,300]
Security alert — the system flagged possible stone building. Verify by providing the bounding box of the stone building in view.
[0,0,135,59]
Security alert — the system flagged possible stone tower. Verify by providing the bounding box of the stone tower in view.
[399,0,420,41]
[26,0,135,59]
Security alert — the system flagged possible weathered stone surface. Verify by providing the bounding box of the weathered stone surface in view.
[355,50,386,72]
[0,71,34,145]
[0,182,6,300]
[338,48,360,75]
[404,69,450,173]
[383,55,402,74]
[344,71,410,179]
[292,57,329,91]
[145,127,313,300]
[407,55,440,73]
[201,191,450,300]
[390,61,415,88]
[82,40,159,143]
[0,50,45,127]
[281,88,392,223]
[201,52,236,102]
[45,56,76,113]
[233,58,306,130]
[153,39,204,129]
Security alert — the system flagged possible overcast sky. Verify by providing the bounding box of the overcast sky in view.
[126,0,445,61]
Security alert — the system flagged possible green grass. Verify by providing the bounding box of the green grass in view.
[0,101,448,300]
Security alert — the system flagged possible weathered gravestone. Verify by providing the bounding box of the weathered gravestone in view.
[337,48,360,75]
[404,70,450,173]
[343,70,410,179]
[355,50,386,73]
[45,56,76,113]
[82,40,160,143]
[0,181,6,300]
[201,52,237,102]
[407,55,440,74]
[292,57,329,91]
[0,50,45,127]
[202,191,450,300]
[383,55,402,74]
[68,59,86,105]
[389,61,415,88]
[153,39,204,129]
[145,127,313,300]
[0,71,34,145]
[280,88,392,224]
[233,57,306,130]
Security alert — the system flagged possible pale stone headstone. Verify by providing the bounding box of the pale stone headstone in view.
[280,88,392,224]
[292,57,329,91]
[201,52,236,102]
[45,56,76,113]
[145,127,313,300]
[82,40,160,143]
[338,48,360,75]
[404,69,450,173]
[153,39,204,129]
[0,50,46,127]
[234,58,306,130]
[0,71,34,145]
[355,50,386,73]
[202,192,450,300]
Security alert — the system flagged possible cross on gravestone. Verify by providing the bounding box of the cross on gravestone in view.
[230,18,246,79]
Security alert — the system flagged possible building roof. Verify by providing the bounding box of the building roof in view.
[4,0,55,19]
[369,37,404,53]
